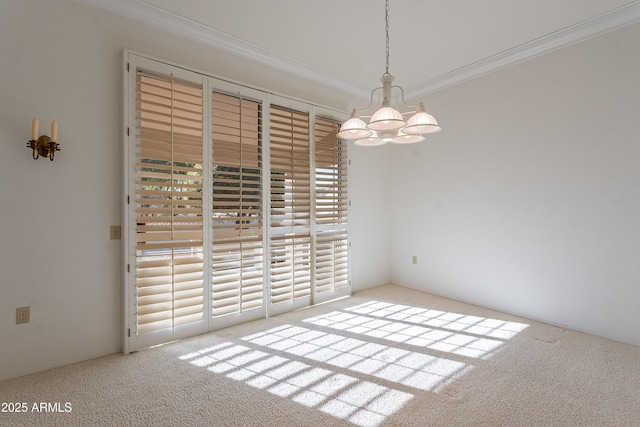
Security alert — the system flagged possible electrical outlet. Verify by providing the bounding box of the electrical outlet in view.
[412,255,418,265]
[16,306,30,324]
[110,225,121,240]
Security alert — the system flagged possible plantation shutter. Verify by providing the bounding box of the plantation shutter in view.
[269,105,311,305]
[125,52,350,352]
[315,117,349,296]
[211,92,264,317]
[135,72,205,335]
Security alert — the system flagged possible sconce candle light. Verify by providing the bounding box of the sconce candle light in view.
[28,117,60,161]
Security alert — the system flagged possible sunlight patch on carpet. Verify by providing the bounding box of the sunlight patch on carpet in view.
[304,301,529,359]
[243,324,468,391]
[344,301,529,340]
[180,340,412,427]
[178,300,528,426]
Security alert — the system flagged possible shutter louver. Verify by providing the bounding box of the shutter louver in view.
[212,92,264,317]
[135,73,204,334]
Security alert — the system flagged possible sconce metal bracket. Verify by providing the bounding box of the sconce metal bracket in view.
[28,135,60,161]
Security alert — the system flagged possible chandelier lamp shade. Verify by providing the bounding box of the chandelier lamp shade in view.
[338,0,442,146]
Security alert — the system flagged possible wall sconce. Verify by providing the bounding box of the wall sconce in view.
[28,118,60,161]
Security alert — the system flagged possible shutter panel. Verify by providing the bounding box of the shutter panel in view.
[269,105,311,305]
[315,230,349,293]
[314,116,349,295]
[270,234,311,303]
[135,73,204,334]
[315,117,348,226]
[212,92,264,317]
[270,105,310,228]
[212,238,263,316]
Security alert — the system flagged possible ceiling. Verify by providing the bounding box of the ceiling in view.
[79,0,640,101]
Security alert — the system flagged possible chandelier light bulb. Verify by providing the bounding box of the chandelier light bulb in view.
[355,132,387,146]
[337,111,372,140]
[392,130,426,144]
[404,103,442,135]
[368,106,406,131]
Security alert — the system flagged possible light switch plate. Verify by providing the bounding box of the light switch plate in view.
[110,225,122,240]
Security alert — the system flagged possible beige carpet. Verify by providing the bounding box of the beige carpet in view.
[1,284,639,427]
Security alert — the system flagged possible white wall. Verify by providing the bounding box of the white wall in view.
[390,22,640,346]
[349,143,393,292]
[0,0,389,381]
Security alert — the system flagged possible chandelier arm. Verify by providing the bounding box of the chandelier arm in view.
[390,85,422,110]
[351,86,384,118]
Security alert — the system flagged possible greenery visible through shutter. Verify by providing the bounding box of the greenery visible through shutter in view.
[211,92,264,316]
[135,72,205,334]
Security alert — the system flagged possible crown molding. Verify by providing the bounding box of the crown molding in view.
[406,0,640,100]
[75,0,372,99]
[77,0,640,101]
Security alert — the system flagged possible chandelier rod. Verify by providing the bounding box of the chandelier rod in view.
[384,0,391,77]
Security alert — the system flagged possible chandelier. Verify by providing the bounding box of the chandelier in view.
[338,0,441,146]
